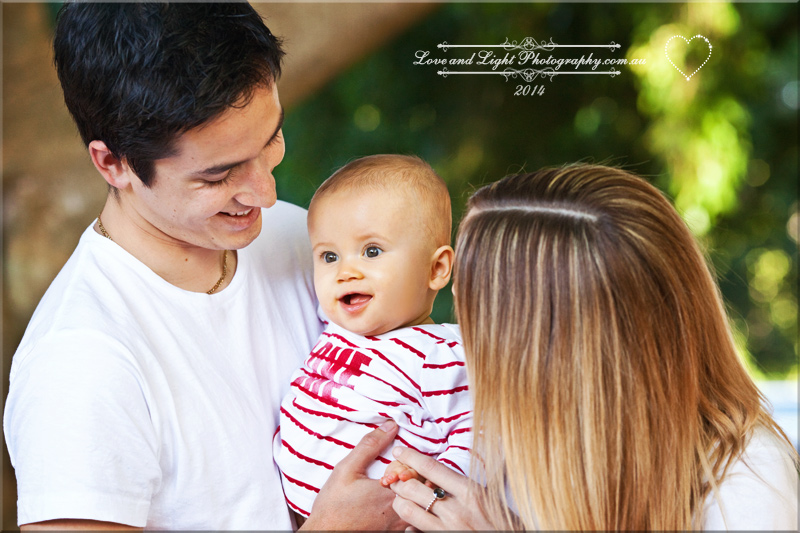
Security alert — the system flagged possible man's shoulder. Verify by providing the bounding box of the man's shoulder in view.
[247,201,313,272]
[14,225,168,374]
[17,230,113,341]
[257,200,309,241]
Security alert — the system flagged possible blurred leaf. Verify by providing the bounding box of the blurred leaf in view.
[278,2,798,376]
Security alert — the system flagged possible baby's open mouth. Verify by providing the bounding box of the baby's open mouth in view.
[341,293,372,306]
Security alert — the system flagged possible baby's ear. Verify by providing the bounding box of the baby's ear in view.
[429,245,454,291]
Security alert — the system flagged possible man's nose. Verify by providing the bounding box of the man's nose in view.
[233,154,279,209]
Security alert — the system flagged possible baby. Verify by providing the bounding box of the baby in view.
[273,154,472,519]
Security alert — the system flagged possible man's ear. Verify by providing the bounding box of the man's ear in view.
[88,140,133,189]
[429,245,455,291]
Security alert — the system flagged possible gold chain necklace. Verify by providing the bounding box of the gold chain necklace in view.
[97,215,228,295]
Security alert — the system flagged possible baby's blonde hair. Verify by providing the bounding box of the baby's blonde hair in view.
[310,154,452,247]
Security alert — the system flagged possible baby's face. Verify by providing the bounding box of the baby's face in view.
[308,187,437,336]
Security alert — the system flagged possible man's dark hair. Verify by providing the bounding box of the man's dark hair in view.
[53,2,284,186]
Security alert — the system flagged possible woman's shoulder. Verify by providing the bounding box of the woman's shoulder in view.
[701,426,798,530]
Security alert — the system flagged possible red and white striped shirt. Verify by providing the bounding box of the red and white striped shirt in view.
[273,322,472,517]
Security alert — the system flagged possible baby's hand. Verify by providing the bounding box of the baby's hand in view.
[380,459,423,487]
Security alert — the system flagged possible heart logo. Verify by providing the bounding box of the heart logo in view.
[665,35,712,81]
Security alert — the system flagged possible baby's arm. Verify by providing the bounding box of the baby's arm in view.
[417,338,474,478]
[381,459,439,489]
[380,459,421,487]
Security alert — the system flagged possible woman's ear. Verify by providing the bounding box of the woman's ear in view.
[88,140,133,189]
[429,245,455,291]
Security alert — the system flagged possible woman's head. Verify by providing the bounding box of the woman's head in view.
[455,164,777,530]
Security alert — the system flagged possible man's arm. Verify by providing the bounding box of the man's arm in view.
[301,420,408,531]
[21,519,142,531]
[5,338,160,530]
[21,424,403,531]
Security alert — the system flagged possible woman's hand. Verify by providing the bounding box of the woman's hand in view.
[301,421,407,531]
[388,447,495,531]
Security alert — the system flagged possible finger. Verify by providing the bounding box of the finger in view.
[392,447,469,497]
[380,472,399,487]
[337,420,398,474]
[393,493,444,532]
[398,468,418,481]
[390,476,434,507]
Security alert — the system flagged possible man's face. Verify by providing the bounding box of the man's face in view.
[121,84,285,251]
[308,187,437,337]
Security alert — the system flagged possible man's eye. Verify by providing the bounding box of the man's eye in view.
[364,246,382,258]
[323,252,338,263]
[206,173,232,187]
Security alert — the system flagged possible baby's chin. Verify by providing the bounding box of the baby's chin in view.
[332,320,394,337]
[331,317,430,338]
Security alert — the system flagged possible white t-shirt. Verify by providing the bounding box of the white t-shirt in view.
[507,427,797,531]
[4,202,323,529]
[701,427,798,530]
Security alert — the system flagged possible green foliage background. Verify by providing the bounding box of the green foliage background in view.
[277,3,798,377]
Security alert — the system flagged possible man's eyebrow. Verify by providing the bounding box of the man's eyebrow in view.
[196,108,284,177]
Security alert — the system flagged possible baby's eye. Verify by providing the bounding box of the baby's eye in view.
[364,246,382,258]
[323,252,338,263]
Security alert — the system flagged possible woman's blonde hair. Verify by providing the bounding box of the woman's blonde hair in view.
[454,164,795,530]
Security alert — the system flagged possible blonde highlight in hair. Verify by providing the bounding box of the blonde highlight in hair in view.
[311,154,452,247]
[455,164,796,530]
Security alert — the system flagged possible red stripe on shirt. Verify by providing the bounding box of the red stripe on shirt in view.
[286,497,310,518]
[375,455,391,465]
[281,439,335,470]
[282,472,321,493]
[323,331,359,348]
[286,403,448,462]
[361,370,422,407]
[422,384,470,397]
[433,410,471,424]
[439,457,466,475]
[366,347,422,392]
[390,338,427,360]
[400,428,447,445]
[394,434,427,454]
[370,398,404,408]
[281,406,355,450]
[292,401,392,440]
[292,399,376,427]
[284,405,400,460]
[422,360,466,369]
[402,412,423,428]
[412,327,447,343]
